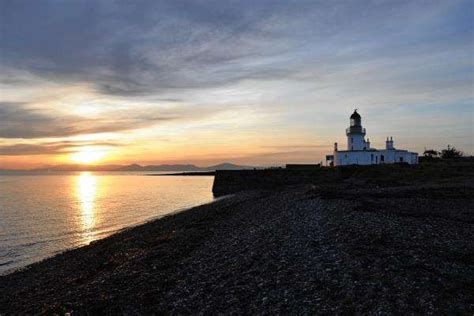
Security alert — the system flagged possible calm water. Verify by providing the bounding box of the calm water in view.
[0,172,214,274]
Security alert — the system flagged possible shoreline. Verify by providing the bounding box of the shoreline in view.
[1,178,473,314]
[148,171,216,176]
[0,195,226,277]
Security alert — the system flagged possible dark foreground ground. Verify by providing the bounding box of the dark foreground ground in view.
[1,176,474,313]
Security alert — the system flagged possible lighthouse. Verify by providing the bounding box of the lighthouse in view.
[346,110,368,151]
[326,109,418,166]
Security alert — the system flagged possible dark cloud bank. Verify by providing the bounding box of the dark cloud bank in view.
[0,102,176,139]
[0,141,120,156]
[3,1,468,97]
[0,0,297,96]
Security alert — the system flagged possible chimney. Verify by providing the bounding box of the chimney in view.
[334,142,338,152]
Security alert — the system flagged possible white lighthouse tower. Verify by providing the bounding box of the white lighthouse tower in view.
[346,109,368,151]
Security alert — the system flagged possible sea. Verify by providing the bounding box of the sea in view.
[0,171,215,275]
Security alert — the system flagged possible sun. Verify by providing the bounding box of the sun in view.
[71,147,107,164]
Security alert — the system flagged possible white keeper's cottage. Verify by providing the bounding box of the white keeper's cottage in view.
[326,110,418,166]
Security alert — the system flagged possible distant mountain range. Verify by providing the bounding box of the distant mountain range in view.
[4,162,255,172]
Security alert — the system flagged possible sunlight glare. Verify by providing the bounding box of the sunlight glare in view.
[76,172,97,244]
[71,147,107,164]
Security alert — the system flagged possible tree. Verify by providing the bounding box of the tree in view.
[441,145,463,159]
[423,149,440,158]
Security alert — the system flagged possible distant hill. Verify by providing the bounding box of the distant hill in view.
[115,162,254,172]
[14,162,255,172]
[208,163,251,170]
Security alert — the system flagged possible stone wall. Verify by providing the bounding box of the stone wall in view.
[211,163,443,197]
[212,168,338,197]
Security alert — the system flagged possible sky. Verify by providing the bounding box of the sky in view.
[0,0,473,169]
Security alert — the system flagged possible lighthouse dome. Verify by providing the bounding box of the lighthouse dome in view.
[349,109,362,129]
[350,110,361,119]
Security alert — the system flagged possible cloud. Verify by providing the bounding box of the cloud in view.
[0,1,295,96]
[1,0,471,103]
[0,140,122,156]
[0,144,68,155]
[0,102,177,139]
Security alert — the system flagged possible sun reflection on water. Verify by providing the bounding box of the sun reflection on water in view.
[76,172,97,244]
